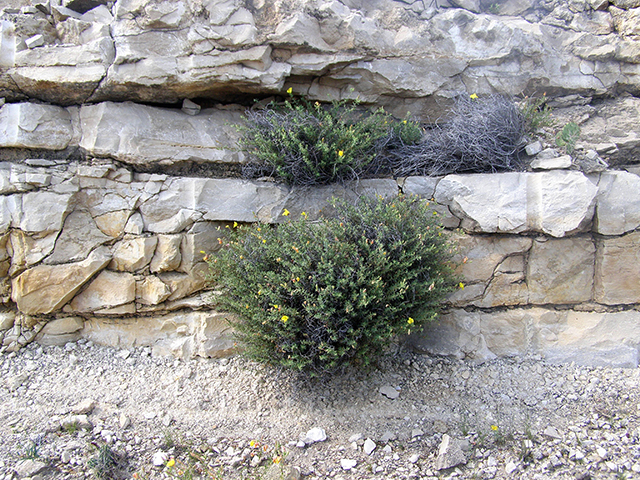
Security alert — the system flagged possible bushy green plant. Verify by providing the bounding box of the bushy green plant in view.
[390,115,424,146]
[555,121,581,154]
[208,195,457,376]
[519,94,554,135]
[238,94,420,186]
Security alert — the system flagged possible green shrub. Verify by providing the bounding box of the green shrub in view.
[208,195,457,376]
[519,94,553,136]
[238,94,421,186]
[555,121,581,154]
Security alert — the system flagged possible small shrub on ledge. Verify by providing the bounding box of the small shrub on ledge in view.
[207,195,457,377]
[239,92,540,181]
[238,91,422,186]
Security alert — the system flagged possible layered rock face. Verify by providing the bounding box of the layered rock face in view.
[0,0,639,366]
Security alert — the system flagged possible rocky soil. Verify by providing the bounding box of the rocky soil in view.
[1,341,640,480]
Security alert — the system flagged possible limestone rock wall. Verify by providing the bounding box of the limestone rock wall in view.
[1,0,640,366]
[0,156,639,367]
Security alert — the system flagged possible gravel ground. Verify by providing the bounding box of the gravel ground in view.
[1,339,640,480]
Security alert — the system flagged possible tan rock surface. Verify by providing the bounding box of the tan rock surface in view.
[10,247,111,315]
[135,276,171,305]
[149,234,182,273]
[595,231,640,304]
[68,270,136,312]
[111,237,158,272]
[94,210,131,237]
[528,237,595,305]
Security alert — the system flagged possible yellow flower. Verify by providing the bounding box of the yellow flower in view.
[233,221,238,228]
[301,211,307,217]
[250,440,257,448]
[199,250,206,254]
[273,456,282,464]
[403,120,407,124]
[287,87,293,94]
[491,425,498,431]
[281,315,289,323]
[459,282,465,290]
[407,317,414,325]
[166,459,175,468]
[338,150,344,157]
[283,209,290,216]
[470,93,479,99]
[262,239,266,243]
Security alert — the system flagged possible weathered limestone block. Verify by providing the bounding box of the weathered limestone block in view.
[17,191,73,234]
[139,177,290,231]
[287,53,364,76]
[82,311,235,358]
[45,211,110,265]
[78,102,244,166]
[595,170,640,235]
[124,212,144,234]
[149,234,182,273]
[595,232,640,304]
[340,56,468,100]
[94,210,131,238]
[545,310,640,368]
[11,246,111,315]
[411,308,640,367]
[95,46,290,103]
[68,270,136,312]
[453,235,533,283]
[611,0,640,8]
[402,176,440,198]
[449,235,529,307]
[139,181,201,234]
[135,276,171,305]
[271,12,333,51]
[111,237,158,272]
[8,230,58,274]
[39,317,84,335]
[159,262,208,302]
[79,185,141,218]
[528,237,595,305]
[434,171,597,237]
[279,179,398,221]
[36,316,84,345]
[0,196,20,235]
[9,36,114,105]
[476,271,528,308]
[1,163,55,194]
[0,311,16,331]
[579,97,640,166]
[610,6,640,36]
[0,103,73,149]
[197,178,292,223]
[179,225,222,273]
